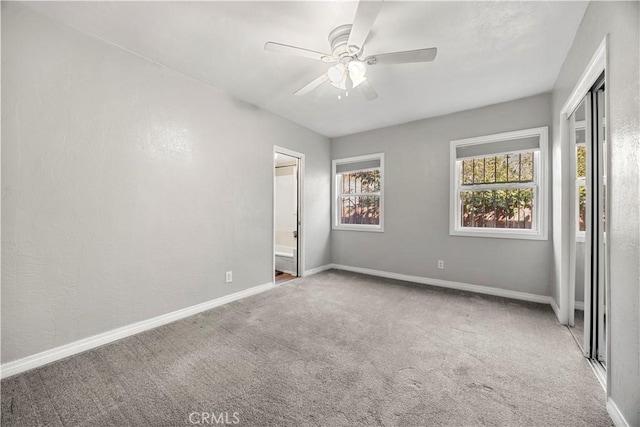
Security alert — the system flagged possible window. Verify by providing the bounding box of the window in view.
[450,127,548,240]
[332,153,384,231]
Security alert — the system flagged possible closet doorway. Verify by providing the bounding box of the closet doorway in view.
[568,72,608,384]
[273,147,304,285]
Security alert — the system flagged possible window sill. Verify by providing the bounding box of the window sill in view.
[450,228,546,241]
[333,225,384,233]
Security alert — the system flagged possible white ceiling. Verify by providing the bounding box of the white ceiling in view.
[26,1,588,138]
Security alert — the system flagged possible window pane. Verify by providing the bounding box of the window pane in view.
[495,154,509,183]
[506,153,518,182]
[520,152,534,182]
[578,184,586,232]
[576,145,586,178]
[340,170,380,194]
[461,189,534,229]
[473,158,485,184]
[461,159,473,184]
[484,156,496,183]
[460,151,535,186]
[340,195,380,225]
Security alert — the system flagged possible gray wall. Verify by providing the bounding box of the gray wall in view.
[1,3,331,363]
[551,1,639,423]
[331,94,553,297]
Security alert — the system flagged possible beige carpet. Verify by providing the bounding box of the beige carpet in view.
[1,270,611,426]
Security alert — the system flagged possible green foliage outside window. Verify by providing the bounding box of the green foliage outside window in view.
[460,152,534,229]
[577,145,586,231]
[340,170,381,225]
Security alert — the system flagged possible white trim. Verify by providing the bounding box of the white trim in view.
[449,227,546,241]
[332,153,385,232]
[451,126,549,147]
[449,127,549,241]
[558,37,611,392]
[303,264,333,277]
[606,398,630,427]
[0,282,274,379]
[561,37,607,117]
[332,152,384,166]
[330,264,551,305]
[274,146,305,279]
[574,301,584,311]
[556,35,608,327]
[589,358,607,391]
[332,224,384,233]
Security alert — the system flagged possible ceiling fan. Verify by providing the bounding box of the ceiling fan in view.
[264,0,437,100]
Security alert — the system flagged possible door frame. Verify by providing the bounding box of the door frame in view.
[586,75,607,372]
[559,35,610,393]
[273,146,305,282]
[560,35,607,321]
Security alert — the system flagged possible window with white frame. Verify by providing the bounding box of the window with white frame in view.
[450,127,548,240]
[332,153,384,231]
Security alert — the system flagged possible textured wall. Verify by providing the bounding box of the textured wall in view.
[1,3,330,363]
[331,94,553,297]
[551,1,639,424]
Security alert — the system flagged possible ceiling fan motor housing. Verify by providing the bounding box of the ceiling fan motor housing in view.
[328,24,356,58]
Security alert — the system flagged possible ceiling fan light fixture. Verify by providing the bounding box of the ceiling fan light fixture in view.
[330,73,366,91]
[265,0,437,101]
[345,72,354,91]
[352,74,366,88]
[327,63,346,83]
[348,61,366,79]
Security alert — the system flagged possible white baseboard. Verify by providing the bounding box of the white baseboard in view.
[607,398,630,427]
[548,300,582,324]
[0,281,274,379]
[331,264,551,305]
[0,266,564,379]
[303,264,333,277]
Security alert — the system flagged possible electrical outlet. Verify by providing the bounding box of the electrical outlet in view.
[437,260,445,270]
[225,271,233,283]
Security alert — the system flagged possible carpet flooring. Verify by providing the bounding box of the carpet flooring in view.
[1,270,611,426]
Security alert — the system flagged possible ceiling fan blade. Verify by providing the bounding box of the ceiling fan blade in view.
[294,73,329,96]
[347,0,384,54]
[265,42,336,63]
[359,80,378,101]
[366,47,437,65]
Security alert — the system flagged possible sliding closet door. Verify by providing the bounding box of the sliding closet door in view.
[592,80,607,368]
[583,74,607,373]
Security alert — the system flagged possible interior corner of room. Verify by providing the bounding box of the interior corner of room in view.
[1,1,639,426]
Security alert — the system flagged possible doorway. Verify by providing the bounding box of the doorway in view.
[273,147,304,285]
[568,72,608,382]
